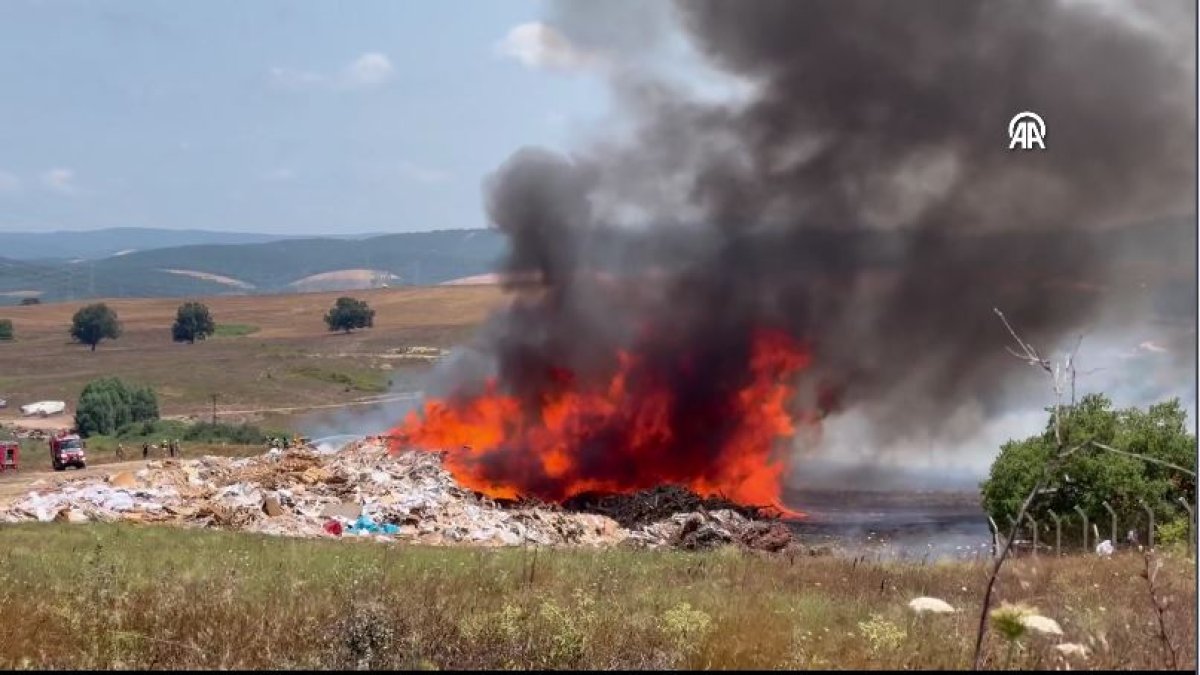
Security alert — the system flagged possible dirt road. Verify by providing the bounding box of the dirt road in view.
[0,393,423,429]
[0,460,145,506]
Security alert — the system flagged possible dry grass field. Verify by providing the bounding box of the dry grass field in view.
[0,287,506,424]
[0,524,1191,670]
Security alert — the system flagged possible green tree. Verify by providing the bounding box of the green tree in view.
[0,319,12,341]
[981,394,1196,535]
[74,377,159,437]
[172,301,216,344]
[324,296,375,333]
[69,303,122,351]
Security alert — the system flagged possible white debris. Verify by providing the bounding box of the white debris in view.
[1055,643,1089,659]
[1021,614,1064,636]
[908,597,956,614]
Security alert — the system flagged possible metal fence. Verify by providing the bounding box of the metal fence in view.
[988,496,1196,557]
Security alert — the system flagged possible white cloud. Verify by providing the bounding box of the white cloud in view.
[269,52,394,91]
[342,52,394,88]
[40,168,75,194]
[1138,340,1168,354]
[496,22,602,72]
[398,161,451,184]
[0,170,21,193]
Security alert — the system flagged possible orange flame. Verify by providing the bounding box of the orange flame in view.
[389,329,811,517]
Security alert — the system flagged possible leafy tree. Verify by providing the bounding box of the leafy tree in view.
[981,394,1196,536]
[0,319,12,341]
[69,303,121,351]
[324,296,375,333]
[75,377,159,437]
[19,297,40,306]
[172,301,216,344]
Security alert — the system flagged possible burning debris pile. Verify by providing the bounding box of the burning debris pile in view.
[0,441,797,552]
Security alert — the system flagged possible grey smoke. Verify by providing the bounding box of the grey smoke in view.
[432,0,1195,489]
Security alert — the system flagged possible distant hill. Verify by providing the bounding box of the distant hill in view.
[0,218,1190,306]
[0,227,386,261]
[0,228,508,304]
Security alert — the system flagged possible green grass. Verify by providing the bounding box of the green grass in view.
[0,524,1192,670]
[212,323,260,338]
[291,364,388,393]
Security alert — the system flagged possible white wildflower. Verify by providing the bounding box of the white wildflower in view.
[1055,643,1089,659]
[1021,614,1064,636]
[908,597,956,614]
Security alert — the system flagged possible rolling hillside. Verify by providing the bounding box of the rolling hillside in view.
[0,229,507,304]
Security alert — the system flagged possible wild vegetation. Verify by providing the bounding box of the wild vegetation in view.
[74,377,159,437]
[0,524,1191,670]
[982,395,1196,545]
[172,301,216,344]
[69,302,122,351]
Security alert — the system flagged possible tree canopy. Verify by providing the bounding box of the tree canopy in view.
[981,393,1196,532]
[172,301,216,344]
[324,296,375,333]
[75,377,160,437]
[69,303,121,351]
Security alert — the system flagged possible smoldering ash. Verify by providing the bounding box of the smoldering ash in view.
[391,0,1195,509]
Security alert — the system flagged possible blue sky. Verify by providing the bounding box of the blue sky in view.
[0,0,617,234]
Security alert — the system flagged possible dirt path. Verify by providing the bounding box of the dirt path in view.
[0,459,146,505]
[199,391,422,417]
[0,392,424,428]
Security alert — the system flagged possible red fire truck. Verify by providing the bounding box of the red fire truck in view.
[49,432,86,471]
[0,440,17,472]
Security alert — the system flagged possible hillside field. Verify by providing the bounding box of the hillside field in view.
[0,286,506,427]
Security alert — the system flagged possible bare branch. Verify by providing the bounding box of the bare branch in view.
[1142,550,1179,669]
[1091,441,1196,477]
[993,308,1051,372]
[974,309,1082,670]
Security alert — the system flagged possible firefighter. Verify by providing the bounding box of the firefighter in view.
[115,443,125,461]
[142,442,149,460]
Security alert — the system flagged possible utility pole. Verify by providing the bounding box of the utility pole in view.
[210,394,218,425]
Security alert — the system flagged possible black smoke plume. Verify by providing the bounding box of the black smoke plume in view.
[438,1,1195,469]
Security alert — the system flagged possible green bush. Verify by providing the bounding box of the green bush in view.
[111,419,280,445]
[1156,517,1191,547]
[74,377,159,437]
[981,394,1196,534]
[324,297,375,333]
[0,319,12,341]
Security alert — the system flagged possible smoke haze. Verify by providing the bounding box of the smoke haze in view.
[422,0,1196,492]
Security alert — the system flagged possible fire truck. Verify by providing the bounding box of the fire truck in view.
[49,432,87,471]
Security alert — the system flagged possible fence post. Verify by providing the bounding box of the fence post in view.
[1101,501,1117,548]
[1046,509,1062,557]
[1007,514,1021,556]
[1138,499,1155,549]
[1177,496,1194,557]
[987,516,1001,558]
[1024,513,1039,558]
[1073,505,1089,552]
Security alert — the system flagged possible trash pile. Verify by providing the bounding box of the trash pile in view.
[0,441,799,552]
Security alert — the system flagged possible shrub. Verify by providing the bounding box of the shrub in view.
[75,378,159,437]
[981,394,1196,534]
[0,319,12,341]
[324,297,375,333]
